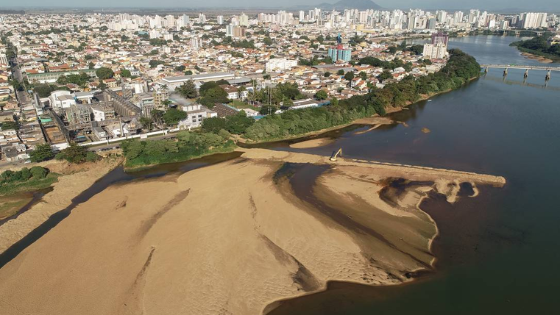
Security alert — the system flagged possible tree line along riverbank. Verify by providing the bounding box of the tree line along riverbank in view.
[121,49,481,168]
[510,34,560,62]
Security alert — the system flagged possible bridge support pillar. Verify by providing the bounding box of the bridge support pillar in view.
[524,69,529,78]
[485,67,489,73]
[503,68,508,76]
[545,70,551,81]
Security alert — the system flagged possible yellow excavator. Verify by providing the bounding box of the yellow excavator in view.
[330,148,342,161]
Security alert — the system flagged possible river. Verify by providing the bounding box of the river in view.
[266,35,560,314]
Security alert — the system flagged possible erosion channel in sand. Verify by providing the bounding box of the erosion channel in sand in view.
[0,148,505,315]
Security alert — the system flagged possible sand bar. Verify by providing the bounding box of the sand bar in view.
[0,149,504,315]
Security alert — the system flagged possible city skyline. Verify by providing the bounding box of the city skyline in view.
[3,0,560,12]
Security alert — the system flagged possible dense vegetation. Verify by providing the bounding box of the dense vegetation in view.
[244,49,480,141]
[55,144,100,164]
[197,81,229,108]
[56,72,91,87]
[0,166,57,195]
[201,111,254,135]
[511,35,560,60]
[358,56,413,71]
[121,131,235,168]
[29,143,55,162]
[30,143,99,164]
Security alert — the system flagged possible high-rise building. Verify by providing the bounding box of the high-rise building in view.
[217,15,224,25]
[198,13,206,24]
[182,14,190,25]
[328,34,352,62]
[431,32,449,45]
[239,13,249,26]
[423,32,449,59]
[428,18,437,30]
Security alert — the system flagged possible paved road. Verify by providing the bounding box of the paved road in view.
[10,59,31,106]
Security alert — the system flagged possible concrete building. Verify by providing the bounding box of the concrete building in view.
[178,103,217,129]
[49,90,76,110]
[161,72,235,90]
[265,59,298,72]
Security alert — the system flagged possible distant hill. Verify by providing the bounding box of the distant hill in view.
[317,0,382,10]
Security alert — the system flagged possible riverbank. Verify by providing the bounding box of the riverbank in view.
[0,148,504,315]
[510,43,560,63]
[0,157,122,253]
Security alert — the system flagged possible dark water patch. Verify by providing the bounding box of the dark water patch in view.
[378,178,434,209]
[458,182,475,197]
[0,152,241,270]
[0,187,54,226]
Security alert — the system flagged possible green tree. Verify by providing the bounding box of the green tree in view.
[176,80,198,99]
[57,75,68,85]
[30,166,48,179]
[121,140,145,160]
[139,117,153,130]
[199,86,229,107]
[337,69,345,75]
[263,37,273,46]
[225,111,254,134]
[96,67,114,80]
[55,144,90,164]
[378,70,393,83]
[344,71,355,81]
[163,108,187,125]
[314,90,328,100]
[30,144,55,162]
[324,72,331,78]
[201,117,226,134]
[359,71,367,80]
[331,97,339,106]
[121,69,132,78]
[33,84,56,98]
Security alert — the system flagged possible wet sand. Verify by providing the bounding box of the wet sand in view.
[289,138,334,149]
[0,149,503,315]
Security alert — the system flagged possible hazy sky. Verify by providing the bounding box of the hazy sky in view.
[5,0,560,12]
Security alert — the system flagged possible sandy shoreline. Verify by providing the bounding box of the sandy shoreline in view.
[520,51,554,63]
[0,158,122,254]
[0,148,504,315]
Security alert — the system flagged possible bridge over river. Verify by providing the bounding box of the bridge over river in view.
[481,64,560,80]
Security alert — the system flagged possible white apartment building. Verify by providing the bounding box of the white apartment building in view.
[265,59,298,72]
[49,91,76,110]
[423,43,448,59]
[178,104,217,129]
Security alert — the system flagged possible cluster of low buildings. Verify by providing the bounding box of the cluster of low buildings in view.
[0,7,557,162]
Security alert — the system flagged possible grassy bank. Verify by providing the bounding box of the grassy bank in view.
[0,173,59,196]
[510,35,560,62]
[0,197,32,221]
[515,46,560,62]
[122,131,237,170]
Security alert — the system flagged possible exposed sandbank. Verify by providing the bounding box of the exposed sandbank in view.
[521,52,554,63]
[0,148,504,315]
[0,158,121,253]
[289,138,334,149]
